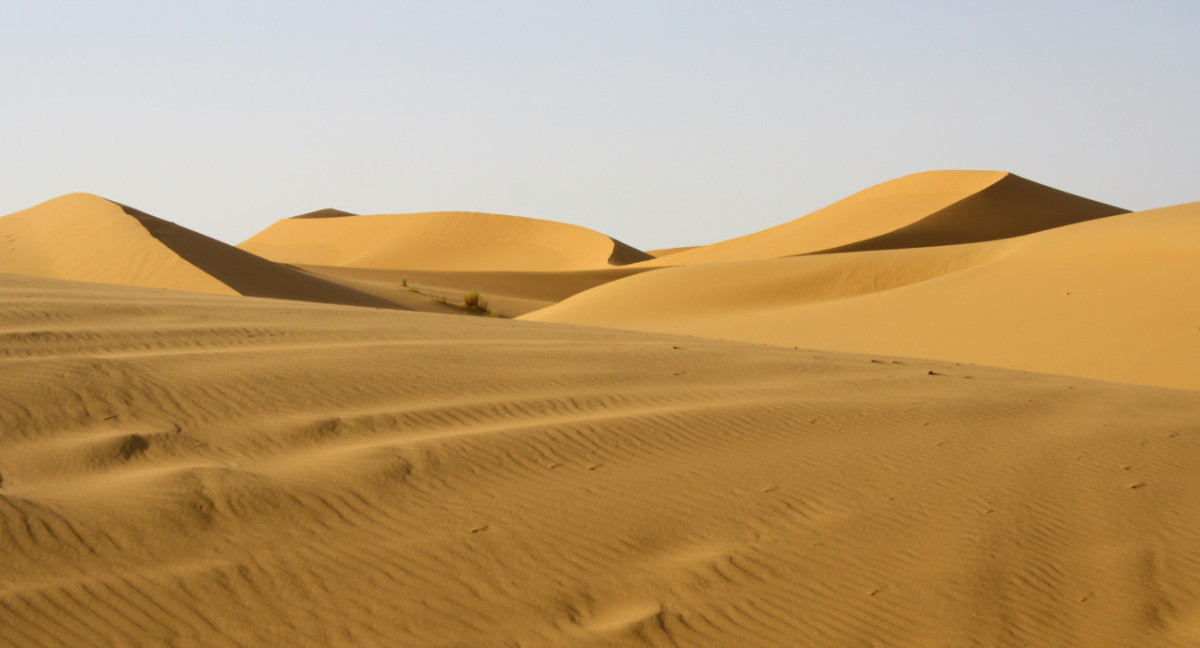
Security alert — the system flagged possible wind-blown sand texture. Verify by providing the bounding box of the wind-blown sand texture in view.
[239,209,651,272]
[4,169,1200,646]
[4,273,1200,648]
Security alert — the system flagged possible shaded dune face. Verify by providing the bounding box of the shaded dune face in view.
[638,170,1127,266]
[3,274,1200,647]
[525,200,1200,389]
[114,202,398,308]
[289,208,358,219]
[2,167,1200,647]
[0,194,397,309]
[810,172,1129,254]
[0,193,234,294]
[239,210,652,272]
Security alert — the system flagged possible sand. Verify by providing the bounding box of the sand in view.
[3,170,1200,646]
[0,194,395,309]
[4,273,1200,647]
[526,200,1200,390]
[635,170,1126,266]
[239,209,651,272]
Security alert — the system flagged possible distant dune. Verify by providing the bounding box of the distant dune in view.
[526,200,1200,389]
[3,170,1200,646]
[289,207,358,219]
[4,273,1200,647]
[639,170,1127,266]
[239,209,652,272]
[0,194,396,308]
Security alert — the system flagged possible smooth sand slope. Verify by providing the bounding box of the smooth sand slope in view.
[527,201,1200,390]
[639,170,1127,266]
[4,273,1200,647]
[0,194,395,308]
[291,264,650,317]
[239,209,651,272]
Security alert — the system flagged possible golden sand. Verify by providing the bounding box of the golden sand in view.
[2,171,1198,646]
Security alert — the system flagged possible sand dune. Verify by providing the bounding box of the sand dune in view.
[291,207,358,219]
[645,245,701,258]
[639,170,1127,266]
[293,264,650,317]
[4,272,1200,647]
[4,171,1199,646]
[0,194,395,308]
[526,201,1200,390]
[239,209,652,272]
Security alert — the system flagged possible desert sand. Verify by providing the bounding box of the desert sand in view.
[0,194,394,309]
[235,208,655,316]
[632,170,1127,265]
[3,171,1200,646]
[527,199,1200,390]
[239,209,651,272]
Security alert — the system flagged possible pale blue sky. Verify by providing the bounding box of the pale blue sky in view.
[2,1,1197,249]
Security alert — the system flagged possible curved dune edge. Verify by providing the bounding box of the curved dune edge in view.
[639,170,1126,266]
[0,193,236,294]
[0,194,397,309]
[646,245,701,258]
[813,172,1129,254]
[526,202,1200,390]
[115,203,398,308]
[290,207,357,219]
[239,210,652,272]
[4,273,1200,646]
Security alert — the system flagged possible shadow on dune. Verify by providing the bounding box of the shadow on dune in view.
[117,203,404,310]
[289,208,358,219]
[607,238,654,265]
[809,173,1128,255]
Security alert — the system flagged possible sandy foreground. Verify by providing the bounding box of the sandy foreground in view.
[3,169,1200,646]
[2,274,1200,647]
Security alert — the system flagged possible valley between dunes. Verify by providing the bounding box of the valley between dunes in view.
[3,170,1200,646]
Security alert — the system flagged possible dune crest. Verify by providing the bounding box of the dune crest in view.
[526,201,1200,389]
[0,193,235,294]
[641,170,1126,266]
[4,167,1200,646]
[290,207,357,219]
[239,210,652,272]
[0,194,395,308]
[816,172,1131,254]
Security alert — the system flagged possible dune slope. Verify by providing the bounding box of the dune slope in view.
[642,170,1126,266]
[0,194,234,294]
[294,264,652,317]
[3,273,1200,647]
[527,202,1200,390]
[0,194,396,308]
[239,209,652,272]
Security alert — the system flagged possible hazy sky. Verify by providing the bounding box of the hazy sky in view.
[2,1,1197,249]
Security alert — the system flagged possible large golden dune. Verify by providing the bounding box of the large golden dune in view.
[239,209,651,272]
[526,201,1200,389]
[0,194,394,308]
[645,170,1126,265]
